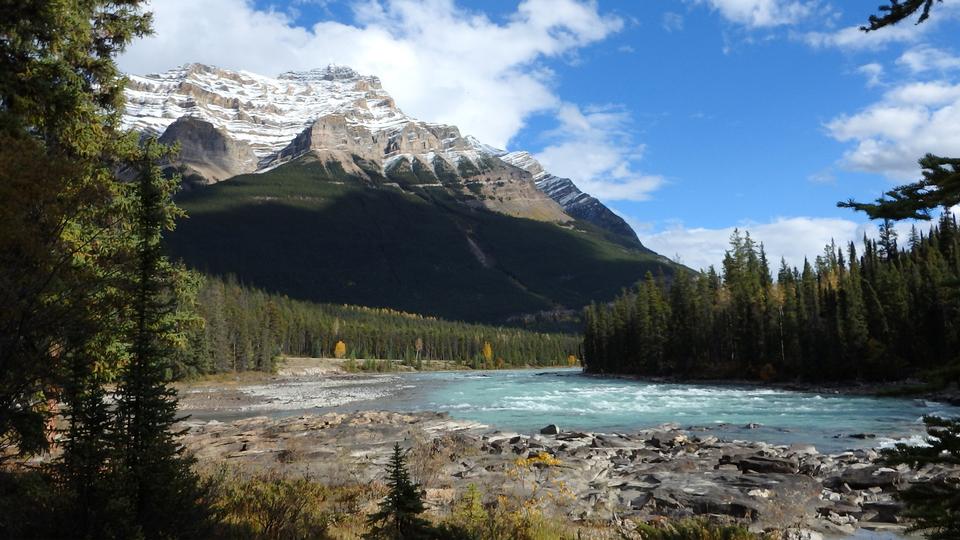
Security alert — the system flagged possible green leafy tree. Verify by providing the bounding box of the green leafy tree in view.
[365,443,436,540]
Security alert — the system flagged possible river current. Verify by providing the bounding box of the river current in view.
[317,368,957,453]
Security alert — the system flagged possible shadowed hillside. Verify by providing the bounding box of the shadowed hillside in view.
[167,154,676,322]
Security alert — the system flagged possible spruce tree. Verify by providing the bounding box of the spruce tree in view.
[365,442,436,540]
[112,139,209,539]
[881,416,960,540]
[0,0,150,465]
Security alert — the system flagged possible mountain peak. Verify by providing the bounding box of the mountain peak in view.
[278,64,370,83]
[123,63,646,246]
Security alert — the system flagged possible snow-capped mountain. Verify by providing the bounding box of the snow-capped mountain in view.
[122,63,641,243]
[124,63,408,158]
[499,152,643,248]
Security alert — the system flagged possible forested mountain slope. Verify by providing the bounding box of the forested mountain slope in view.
[167,153,675,322]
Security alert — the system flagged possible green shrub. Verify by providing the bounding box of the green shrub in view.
[207,468,333,540]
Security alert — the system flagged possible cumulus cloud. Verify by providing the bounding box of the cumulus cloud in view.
[118,0,622,149]
[897,45,960,73]
[634,216,911,271]
[802,22,925,50]
[696,0,815,28]
[535,103,665,201]
[857,63,884,87]
[826,79,960,179]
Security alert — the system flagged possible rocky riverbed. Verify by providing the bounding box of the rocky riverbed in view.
[179,410,956,538]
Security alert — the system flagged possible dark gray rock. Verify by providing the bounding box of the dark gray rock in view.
[861,501,903,523]
[736,455,800,474]
[540,424,560,435]
[830,465,901,489]
[158,116,258,186]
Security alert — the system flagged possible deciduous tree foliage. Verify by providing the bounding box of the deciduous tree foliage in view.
[584,223,960,383]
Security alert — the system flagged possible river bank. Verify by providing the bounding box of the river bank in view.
[179,409,951,538]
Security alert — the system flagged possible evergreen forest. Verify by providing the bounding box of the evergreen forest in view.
[583,217,960,383]
[175,275,581,377]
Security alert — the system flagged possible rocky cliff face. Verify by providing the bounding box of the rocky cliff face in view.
[158,116,258,185]
[122,63,631,230]
[500,151,645,248]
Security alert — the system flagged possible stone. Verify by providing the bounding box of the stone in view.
[648,431,688,448]
[831,465,901,489]
[782,530,824,540]
[736,455,800,474]
[540,424,560,435]
[862,501,903,523]
[788,443,817,455]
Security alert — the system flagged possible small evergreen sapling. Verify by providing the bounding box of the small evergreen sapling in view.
[365,442,436,539]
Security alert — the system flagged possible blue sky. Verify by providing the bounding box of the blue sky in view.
[118,0,960,269]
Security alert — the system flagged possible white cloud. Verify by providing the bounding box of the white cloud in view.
[857,62,884,87]
[884,81,960,105]
[802,22,925,50]
[808,168,835,183]
[801,1,960,51]
[118,0,622,149]
[897,45,960,73]
[662,12,685,32]
[635,216,914,271]
[535,103,665,201]
[697,0,815,28]
[826,80,960,179]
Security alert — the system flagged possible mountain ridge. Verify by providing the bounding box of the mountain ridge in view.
[123,62,647,246]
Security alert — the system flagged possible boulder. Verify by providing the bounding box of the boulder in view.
[648,431,688,448]
[830,465,901,489]
[861,501,903,523]
[787,443,817,455]
[734,455,800,474]
[540,424,560,435]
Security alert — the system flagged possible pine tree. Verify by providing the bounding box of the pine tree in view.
[0,0,150,465]
[861,0,942,32]
[881,416,960,540]
[112,139,209,539]
[365,443,436,540]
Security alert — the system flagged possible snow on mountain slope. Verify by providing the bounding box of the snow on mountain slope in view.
[122,63,641,239]
[124,63,414,159]
[500,151,644,248]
